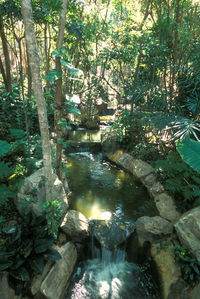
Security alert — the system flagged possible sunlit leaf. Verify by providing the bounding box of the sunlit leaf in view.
[176,138,200,173]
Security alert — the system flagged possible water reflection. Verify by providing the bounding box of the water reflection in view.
[67,152,157,222]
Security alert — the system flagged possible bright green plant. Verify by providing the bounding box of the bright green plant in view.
[176,137,200,173]
[43,199,62,239]
[0,213,61,295]
[173,239,200,284]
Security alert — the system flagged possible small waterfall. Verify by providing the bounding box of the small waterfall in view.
[65,222,158,299]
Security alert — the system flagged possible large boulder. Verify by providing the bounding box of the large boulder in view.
[40,242,77,299]
[151,244,185,299]
[174,206,200,263]
[16,168,68,219]
[60,210,89,242]
[136,216,173,245]
[188,283,200,299]
[154,193,180,222]
[0,272,22,299]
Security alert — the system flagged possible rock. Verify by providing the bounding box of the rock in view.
[31,261,53,296]
[188,282,200,299]
[141,173,157,188]
[0,272,21,299]
[136,216,173,245]
[40,242,77,299]
[154,193,180,222]
[116,153,134,171]
[61,210,89,242]
[174,206,200,263]
[151,243,182,299]
[91,220,135,250]
[109,151,153,179]
[167,278,188,299]
[58,232,67,245]
[149,181,165,197]
[131,159,153,178]
[16,168,68,219]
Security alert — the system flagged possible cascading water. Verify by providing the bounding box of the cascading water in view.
[65,220,158,299]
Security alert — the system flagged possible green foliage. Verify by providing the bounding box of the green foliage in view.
[0,214,61,294]
[112,110,145,150]
[43,199,62,239]
[173,239,200,284]
[0,140,11,156]
[44,47,83,84]
[155,152,200,211]
[44,69,62,82]
[176,137,200,173]
[65,99,81,115]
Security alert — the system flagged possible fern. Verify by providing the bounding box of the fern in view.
[155,152,200,210]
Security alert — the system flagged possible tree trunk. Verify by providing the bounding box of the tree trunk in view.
[21,0,54,202]
[0,15,12,92]
[54,0,68,180]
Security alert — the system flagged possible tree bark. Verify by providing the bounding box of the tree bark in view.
[54,0,68,179]
[21,0,54,202]
[0,15,12,92]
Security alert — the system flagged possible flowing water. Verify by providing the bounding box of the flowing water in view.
[64,150,159,299]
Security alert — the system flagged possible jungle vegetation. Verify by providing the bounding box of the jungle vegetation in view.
[0,0,200,287]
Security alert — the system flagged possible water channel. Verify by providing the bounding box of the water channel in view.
[65,129,159,299]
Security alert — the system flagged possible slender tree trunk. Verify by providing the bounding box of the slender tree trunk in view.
[26,48,32,100]
[0,15,12,92]
[54,0,68,179]
[0,56,7,86]
[170,0,180,99]
[21,0,54,202]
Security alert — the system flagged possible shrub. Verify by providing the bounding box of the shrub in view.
[0,213,61,295]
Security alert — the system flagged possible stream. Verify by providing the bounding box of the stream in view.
[64,130,159,299]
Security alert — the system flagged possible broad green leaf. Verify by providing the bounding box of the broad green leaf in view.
[60,47,69,57]
[11,256,25,270]
[176,138,200,173]
[0,261,13,271]
[0,140,11,156]
[0,251,15,262]
[52,50,63,57]
[67,106,81,115]
[44,248,62,261]
[58,118,68,128]
[10,129,25,139]
[10,266,30,281]
[57,138,64,145]
[0,161,13,179]
[43,69,62,82]
[34,239,54,253]
[20,239,33,258]
[2,225,18,234]
[68,66,83,76]
[60,58,69,67]
[29,256,45,274]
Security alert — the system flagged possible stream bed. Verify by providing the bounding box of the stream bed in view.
[64,151,159,299]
